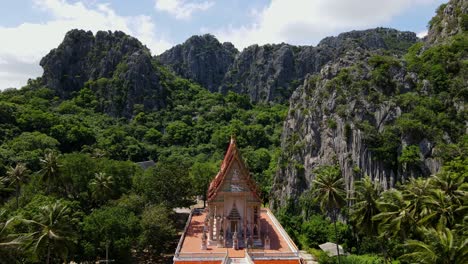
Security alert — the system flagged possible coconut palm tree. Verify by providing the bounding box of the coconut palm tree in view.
[5,163,28,209]
[400,227,468,264]
[429,169,467,206]
[89,172,114,204]
[350,175,382,236]
[402,177,432,220]
[419,188,460,229]
[373,189,415,240]
[312,165,346,263]
[0,210,23,263]
[39,151,60,194]
[21,201,77,264]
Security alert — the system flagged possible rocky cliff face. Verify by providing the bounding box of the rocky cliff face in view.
[271,0,467,210]
[40,30,167,117]
[426,0,467,45]
[157,28,417,103]
[270,49,450,210]
[157,34,238,92]
[221,28,417,103]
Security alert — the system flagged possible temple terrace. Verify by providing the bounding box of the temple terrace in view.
[173,137,301,263]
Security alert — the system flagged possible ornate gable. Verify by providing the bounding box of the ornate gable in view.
[207,136,262,202]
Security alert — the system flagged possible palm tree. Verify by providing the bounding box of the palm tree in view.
[350,175,382,236]
[419,189,459,229]
[39,151,60,194]
[429,169,467,206]
[400,227,468,264]
[373,189,415,240]
[0,177,14,204]
[21,201,77,264]
[89,172,114,204]
[0,210,23,263]
[402,177,431,220]
[5,163,28,209]
[312,165,346,263]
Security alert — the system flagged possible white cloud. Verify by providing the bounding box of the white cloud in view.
[0,0,172,90]
[155,0,214,20]
[212,0,440,50]
[417,30,428,38]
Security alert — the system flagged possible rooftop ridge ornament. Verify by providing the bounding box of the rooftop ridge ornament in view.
[230,134,236,144]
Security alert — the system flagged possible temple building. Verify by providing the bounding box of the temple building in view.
[173,137,301,264]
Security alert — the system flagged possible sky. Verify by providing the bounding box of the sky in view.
[0,0,446,90]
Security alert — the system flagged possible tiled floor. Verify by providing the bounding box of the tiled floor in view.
[178,209,295,258]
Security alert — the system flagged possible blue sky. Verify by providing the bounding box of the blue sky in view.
[0,0,446,89]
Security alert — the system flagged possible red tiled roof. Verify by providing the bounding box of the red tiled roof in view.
[207,136,261,202]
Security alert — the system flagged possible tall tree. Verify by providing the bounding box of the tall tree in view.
[5,163,28,209]
[21,201,77,264]
[39,151,60,194]
[189,162,217,208]
[89,172,114,205]
[350,175,382,236]
[350,175,389,258]
[312,165,346,263]
[139,204,176,256]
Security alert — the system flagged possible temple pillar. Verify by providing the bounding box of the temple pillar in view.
[209,215,214,241]
[243,202,247,242]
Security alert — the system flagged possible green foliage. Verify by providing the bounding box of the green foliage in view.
[21,201,79,264]
[138,204,176,255]
[406,33,468,95]
[0,132,59,170]
[398,145,421,167]
[369,55,401,95]
[189,161,218,205]
[299,214,330,249]
[133,160,192,208]
[163,120,192,145]
[81,206,140,263]
[327,118,337,129]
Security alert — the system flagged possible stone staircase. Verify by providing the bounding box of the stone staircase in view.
[229,258,249,264]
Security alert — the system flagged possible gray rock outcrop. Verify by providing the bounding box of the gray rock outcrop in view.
[40,29,167,118]
[158,28,417,103]
[157,34,238,92]
[270,49,444,209]
[426,0,467,45]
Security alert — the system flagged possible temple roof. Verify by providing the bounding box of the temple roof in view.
[207,136,262,202]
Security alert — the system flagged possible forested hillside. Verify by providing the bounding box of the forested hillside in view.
[0,55,286,262]
[0,0,466,263]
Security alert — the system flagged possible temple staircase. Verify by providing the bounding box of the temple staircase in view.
[228,258,249,264]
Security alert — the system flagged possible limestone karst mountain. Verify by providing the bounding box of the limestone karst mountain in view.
[40,29,168,118]
[270,0,467,209]
[158,28,417,103]
[36,0,467,212]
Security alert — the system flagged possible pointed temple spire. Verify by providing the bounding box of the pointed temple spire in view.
[207,136,261,202]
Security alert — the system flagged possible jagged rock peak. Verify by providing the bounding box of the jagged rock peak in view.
[157,34,238,92]
[318,27,418,53]
[40,29,166,118]
[220,27,418,103]
[40,29,149,98]
[426,0,468,45]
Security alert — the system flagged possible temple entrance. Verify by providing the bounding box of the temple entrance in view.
[230,221,238,233]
